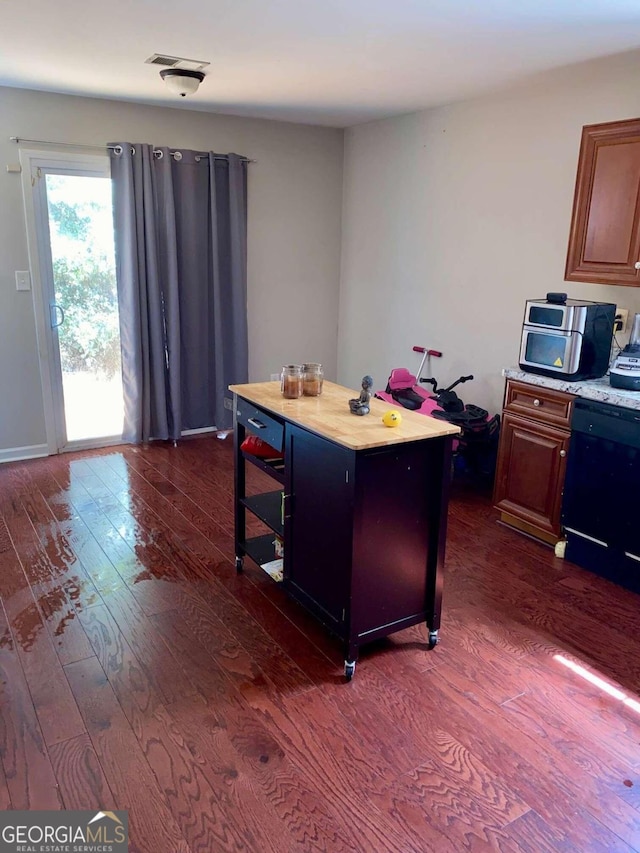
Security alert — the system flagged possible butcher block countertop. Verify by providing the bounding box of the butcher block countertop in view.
[229,380,460,451]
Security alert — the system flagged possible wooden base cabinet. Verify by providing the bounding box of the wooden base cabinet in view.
[231,381,458,681]
[493,380,576,544]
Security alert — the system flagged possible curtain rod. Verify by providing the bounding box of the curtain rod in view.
[9,136,255,163]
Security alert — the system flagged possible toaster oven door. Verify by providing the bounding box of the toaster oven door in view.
[519,327,582,375]
[524,302,587,333]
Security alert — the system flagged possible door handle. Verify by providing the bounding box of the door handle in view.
[51,303,65,328]
[282,493,292,519]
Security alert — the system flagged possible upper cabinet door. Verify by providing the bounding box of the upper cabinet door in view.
[565,118,640,286]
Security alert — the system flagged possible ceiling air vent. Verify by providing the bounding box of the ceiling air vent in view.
[146,54,180,67]
[145,54,210,72]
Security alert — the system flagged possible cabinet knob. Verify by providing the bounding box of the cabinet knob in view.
[560,449,567,457]
[533,398,541,407]
[635,261,640,270]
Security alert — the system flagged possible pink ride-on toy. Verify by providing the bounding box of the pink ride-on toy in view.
[375,346,444,417]
[375,346,501,481]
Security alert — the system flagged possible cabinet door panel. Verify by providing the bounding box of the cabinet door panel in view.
[566,118,640,286]
[584,142,640,264]
[284,425,353,626]
[494,413,569,535]
[351,443,436,636]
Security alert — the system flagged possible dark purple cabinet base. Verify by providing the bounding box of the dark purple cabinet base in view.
[233,395,453,680]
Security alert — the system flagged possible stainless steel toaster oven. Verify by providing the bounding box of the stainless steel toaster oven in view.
[519,293,615,381]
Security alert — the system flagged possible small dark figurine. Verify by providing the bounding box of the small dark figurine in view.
[349,375,373,416]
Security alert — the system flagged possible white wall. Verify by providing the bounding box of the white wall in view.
[0,86,343,457]
[338,49,640,416]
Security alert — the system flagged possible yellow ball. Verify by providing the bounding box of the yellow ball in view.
[382,409,402,427]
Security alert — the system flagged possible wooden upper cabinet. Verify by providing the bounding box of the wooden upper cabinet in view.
[565,117,640,286]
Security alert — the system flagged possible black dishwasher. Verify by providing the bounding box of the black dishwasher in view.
[562,398,640,595]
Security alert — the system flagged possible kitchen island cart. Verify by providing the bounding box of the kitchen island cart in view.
[230,380,459,680]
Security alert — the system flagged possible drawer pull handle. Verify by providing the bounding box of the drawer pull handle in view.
[560,449,566,457]
[533,399,541,407]
[247,417,266,429]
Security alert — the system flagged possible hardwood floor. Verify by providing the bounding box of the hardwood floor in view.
[1,435,640,851]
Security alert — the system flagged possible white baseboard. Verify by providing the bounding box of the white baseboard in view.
[181,426,218,436]
[0,430,223,463]
[0,443,49,464]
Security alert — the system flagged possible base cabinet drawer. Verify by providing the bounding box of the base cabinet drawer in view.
[504,379,575,428]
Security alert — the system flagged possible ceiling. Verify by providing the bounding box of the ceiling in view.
[2,0,640,127]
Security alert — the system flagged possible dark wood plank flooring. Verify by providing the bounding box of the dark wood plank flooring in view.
[1,436,640,851]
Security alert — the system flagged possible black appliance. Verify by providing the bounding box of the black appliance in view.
[610,312,640,390]
[562,398,640,594]
[519,293,615,381]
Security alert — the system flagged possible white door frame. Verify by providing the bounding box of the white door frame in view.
[19,148,121,454]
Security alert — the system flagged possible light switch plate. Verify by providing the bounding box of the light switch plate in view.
[15,270,31,291]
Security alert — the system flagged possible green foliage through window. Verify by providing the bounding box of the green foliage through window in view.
[54,257,121,377]
[46,174,120,379]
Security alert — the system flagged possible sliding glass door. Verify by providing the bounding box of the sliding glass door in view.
[23,151,124,452]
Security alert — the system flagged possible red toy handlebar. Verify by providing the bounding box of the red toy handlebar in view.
[412,346,442,357]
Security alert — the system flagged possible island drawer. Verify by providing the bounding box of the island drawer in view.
[235,400,284,451]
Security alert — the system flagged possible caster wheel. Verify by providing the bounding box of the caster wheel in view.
[344,661,356,681]
[428,631,439,650]
[235,556,244,573]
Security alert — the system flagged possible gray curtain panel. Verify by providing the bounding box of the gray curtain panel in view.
[110,142,248,442]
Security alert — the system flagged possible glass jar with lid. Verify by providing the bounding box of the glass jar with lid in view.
[281,364,304,399]
[303,363,324,396]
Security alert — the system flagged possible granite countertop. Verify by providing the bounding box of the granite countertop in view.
[503,368,640,410]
